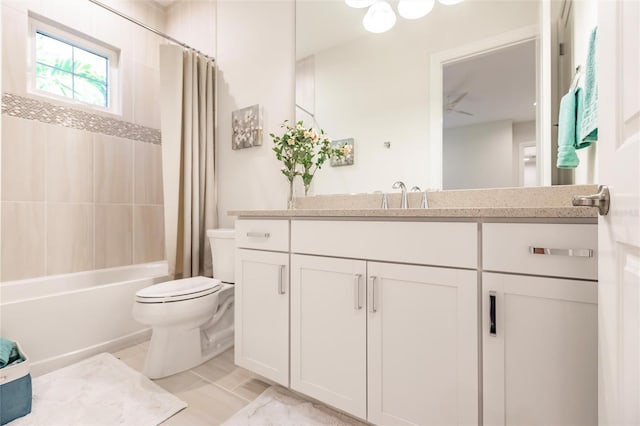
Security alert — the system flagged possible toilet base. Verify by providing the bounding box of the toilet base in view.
[142,286,235,379]
[143,327,234,379]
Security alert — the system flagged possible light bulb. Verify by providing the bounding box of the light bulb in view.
[363,1,397,33]
[397,0,435,19]
[438,0,463,4]
[345,0,376,8]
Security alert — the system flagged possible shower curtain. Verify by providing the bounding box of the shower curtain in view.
[159,45,217,279]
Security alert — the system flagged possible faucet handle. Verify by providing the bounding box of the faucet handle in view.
[410,186,421,192]
[392,181,406,190]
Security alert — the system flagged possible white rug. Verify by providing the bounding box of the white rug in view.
[11,352,187,426]
[222,386,366,426]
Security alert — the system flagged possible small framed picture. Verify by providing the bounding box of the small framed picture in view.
[331,138,355,167]
[232,104,262,149]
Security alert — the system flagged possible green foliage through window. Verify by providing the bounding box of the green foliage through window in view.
[35,32,108,108]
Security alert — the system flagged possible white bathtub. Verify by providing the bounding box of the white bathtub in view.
[0,262,169,376]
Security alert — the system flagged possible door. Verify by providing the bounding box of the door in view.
[234,249,289,386]
[483,272,597,426]
[598,2,640,425]
[367,262,478,426]
[290,254,367,419]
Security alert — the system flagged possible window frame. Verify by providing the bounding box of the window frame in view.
[28,14,121,114]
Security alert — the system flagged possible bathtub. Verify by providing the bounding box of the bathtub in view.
[0,262,169,376]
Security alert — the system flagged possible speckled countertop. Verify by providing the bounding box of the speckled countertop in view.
[228,185,600,220]
[228,207,596,219]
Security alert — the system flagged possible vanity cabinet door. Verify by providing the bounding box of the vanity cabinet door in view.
[290,254,367,420]
[483,272,597,426]
[367,262,478,426]
[234,249,289,386]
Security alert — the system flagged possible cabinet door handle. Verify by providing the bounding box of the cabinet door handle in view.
[247,231,270,239]
[528,246,593,257]
[369,276,378,313]
[489,292,497,336]
[354,274,363,310]
[278,265,286,295]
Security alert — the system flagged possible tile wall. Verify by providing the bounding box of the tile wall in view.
[0,0,168,281]
[1,115,164,281]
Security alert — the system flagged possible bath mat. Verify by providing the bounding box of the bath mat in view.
[10,352,186,425]
[222,386,366,426]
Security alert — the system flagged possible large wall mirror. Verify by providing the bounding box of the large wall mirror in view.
[296,0,596,195]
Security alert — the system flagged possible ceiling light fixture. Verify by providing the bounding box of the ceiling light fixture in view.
[397,0,435,20]
[437,0,464,5]
[345,0,376,8]
[363,1,397,34]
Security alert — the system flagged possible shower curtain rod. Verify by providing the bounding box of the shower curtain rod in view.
[87,0,215,62]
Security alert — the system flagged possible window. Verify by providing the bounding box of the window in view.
[29,14,119,112]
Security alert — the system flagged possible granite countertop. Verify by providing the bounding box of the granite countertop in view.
[228,185,600,219]
[228,206,597,219]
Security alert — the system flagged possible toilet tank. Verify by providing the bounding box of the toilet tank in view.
[207,229,235,283]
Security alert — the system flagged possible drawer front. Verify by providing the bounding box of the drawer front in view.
[483,223,597,280]
[291,220,477,269]
[236,219,289,252]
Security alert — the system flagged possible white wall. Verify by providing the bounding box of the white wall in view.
[443,120,514,190]
[165,0,216,57]
[216,0,295,228]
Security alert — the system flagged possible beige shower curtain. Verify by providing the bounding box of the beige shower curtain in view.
[159,45,217,279]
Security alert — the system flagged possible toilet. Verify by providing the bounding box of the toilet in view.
[132,228,235,379]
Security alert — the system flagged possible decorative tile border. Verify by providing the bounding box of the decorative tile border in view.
[2,93,161,145]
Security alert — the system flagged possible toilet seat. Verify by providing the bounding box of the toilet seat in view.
[135,277,222,304]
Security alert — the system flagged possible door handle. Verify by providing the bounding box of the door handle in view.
[572,185,610,215]
[489,292,496,336]
[354,274,363,310]
[369,276,378,313]
[278,265,286,295]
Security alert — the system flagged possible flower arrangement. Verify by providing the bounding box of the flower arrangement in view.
[270,120,345,207]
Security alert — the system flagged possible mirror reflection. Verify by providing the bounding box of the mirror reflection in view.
[295,0,542,194]
[442,40,537,189]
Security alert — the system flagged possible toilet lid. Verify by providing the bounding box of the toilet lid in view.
[135,277,222,303]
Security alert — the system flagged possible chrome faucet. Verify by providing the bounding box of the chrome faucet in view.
[374,190,389,209]
[392,181,408,208]
[411,186,428,209]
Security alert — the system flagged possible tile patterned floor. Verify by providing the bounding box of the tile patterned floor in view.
[111,342,270,425]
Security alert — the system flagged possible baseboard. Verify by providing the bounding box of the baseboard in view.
[29,328,152,377]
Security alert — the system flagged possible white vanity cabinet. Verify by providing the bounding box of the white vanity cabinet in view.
[366,261,478,426]
[290,220,479,425]
[234,220,290,386]
[482,223,598,426]
[290,255,368,419]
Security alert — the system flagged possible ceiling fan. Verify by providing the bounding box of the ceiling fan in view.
[444,92,474,116]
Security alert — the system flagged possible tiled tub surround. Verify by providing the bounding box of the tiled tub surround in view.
[2,94,161,145]
[1,114,165,281]
[1,0,169,281]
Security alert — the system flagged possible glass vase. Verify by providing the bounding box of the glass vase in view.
[304,183,311,197]
[287,179,295,209]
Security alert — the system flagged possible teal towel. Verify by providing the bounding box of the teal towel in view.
[556,86,581,168]
[0,337,17,368]
[578,27,598,146]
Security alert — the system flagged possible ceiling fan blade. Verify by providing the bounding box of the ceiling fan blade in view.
[449,92,468,107]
